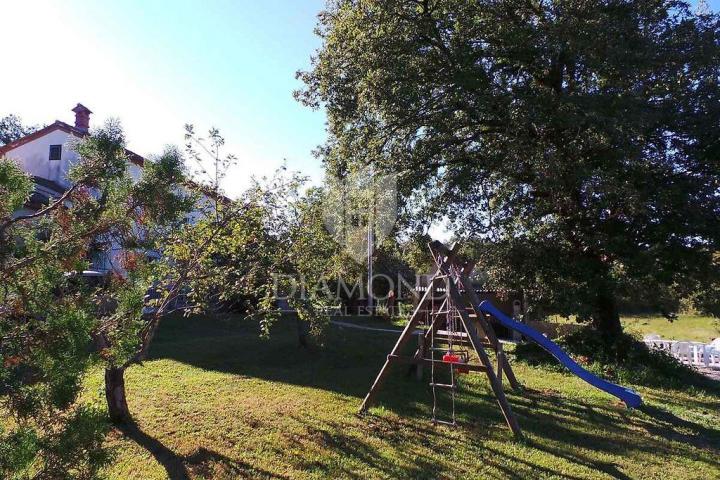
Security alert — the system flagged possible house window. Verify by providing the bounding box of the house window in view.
[49,145,62,161]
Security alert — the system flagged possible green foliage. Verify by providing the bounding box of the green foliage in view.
[98,276,148,369]
[0,114,38,147]
[0,122,193,477]
[298,0,720,334]
[166,168,357,340]
[398,232,435,275]
[690,251,720,316]
[0,159,32,217]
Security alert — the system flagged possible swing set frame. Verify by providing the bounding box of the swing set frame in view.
[358,241,523,438]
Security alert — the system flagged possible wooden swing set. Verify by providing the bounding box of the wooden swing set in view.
[358,240,523,438]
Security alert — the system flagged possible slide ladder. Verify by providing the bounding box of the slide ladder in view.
[478,301,642,408]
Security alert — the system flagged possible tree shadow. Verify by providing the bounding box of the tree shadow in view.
[281,418,445,479]
[142,315,720,477]
[117,421,191,480]
[184,447,288,479]
[149,315,400,399]
[636,404,720,450]
[507,389,720,474]
[117,420,287,479]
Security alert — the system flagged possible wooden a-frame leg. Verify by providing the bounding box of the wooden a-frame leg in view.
[448,285,523,438]
[497,347,503,388]
[473,316,520,390]
[463,286,522,391]
[415,332,424,381]
[358,275,442,413]
[502,353,519,390]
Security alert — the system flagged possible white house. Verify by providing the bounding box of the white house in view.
[0,103,217,273]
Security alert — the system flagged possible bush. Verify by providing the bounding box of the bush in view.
[513,327,714,390]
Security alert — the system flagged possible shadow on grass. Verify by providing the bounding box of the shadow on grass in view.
[149,315,399,399]
[141,314,720,477]
[117,420,288,480]
[508,389,720,474]
[637,404,720,450]
[282,417,447,479]
[117,421,190,480]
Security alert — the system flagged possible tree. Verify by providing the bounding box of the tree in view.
[0,121,191,477]
[1,119,352,474]
[163,170,356,345]
[297,0,720,337]
[1,158,111,478]
[100,126,356,422]
[0,114,39,146]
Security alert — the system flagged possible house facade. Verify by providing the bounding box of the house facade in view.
[0,103,210,274]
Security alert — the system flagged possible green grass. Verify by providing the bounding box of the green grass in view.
[621,315,720,342]
[330,314,408,329]
[540,313,719,342]
[80,315,720,479]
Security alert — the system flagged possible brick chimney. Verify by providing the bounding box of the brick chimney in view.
[71,103,92,133]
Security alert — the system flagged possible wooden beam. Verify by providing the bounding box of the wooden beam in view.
[439,274,522,437]
[458,276,522,391]
[415,331,424,380]
[388,355,487,372]
[359,245,459,412]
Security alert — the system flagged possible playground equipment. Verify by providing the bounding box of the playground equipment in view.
[480,301,642,408]
[359,241,642,437]
[427,289,471,426]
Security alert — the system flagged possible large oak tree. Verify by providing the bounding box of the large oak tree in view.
[298,0,720,336]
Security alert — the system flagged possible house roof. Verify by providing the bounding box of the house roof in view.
[25,176,68,211]
[0,120,145,167]
[1,118,232,205]
[32,175,68,194]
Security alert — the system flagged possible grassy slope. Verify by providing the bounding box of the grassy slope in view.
[621,315,720,342]
[83,315,720,479]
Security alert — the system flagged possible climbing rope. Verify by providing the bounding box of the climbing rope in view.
[430,280,437,422]
[430,275,459,426]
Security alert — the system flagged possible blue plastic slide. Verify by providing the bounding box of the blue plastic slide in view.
[478,300,643,408]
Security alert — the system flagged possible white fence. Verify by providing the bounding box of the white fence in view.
[643,337,720,368]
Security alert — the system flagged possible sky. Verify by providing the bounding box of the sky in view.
[1,0,327,199]
[1,0,718,201]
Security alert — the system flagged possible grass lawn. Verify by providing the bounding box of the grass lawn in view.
[621,315,720,342]
[355,312,720,343]
[82,315,720,479]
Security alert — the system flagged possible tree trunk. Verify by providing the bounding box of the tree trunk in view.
[296,315,309,349]
[105,367,131,424]
[592,291,623,339]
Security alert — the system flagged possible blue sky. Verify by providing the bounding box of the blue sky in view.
[2,0,326,197]
[1,0,718,199]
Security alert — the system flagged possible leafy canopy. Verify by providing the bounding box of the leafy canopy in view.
[298,0,720,331]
